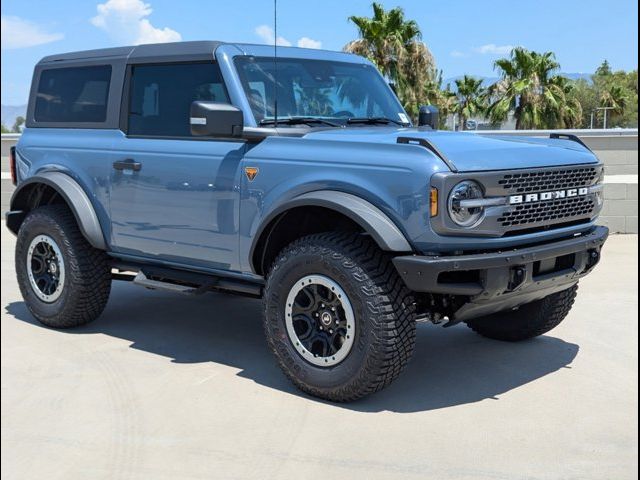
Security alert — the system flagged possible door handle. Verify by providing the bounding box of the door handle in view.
[113,159,142,172]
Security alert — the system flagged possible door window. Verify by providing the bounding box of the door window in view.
[127,62,230,137]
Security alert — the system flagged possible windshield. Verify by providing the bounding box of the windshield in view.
[234,57,410,126]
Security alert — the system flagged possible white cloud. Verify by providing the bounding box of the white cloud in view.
[473,43,514,55]
[1,15,63,49]
[297,37,322,49]
[91,0,181,45]
[254,25,321,49]
[450,50,466,58]
[255,25,291,47]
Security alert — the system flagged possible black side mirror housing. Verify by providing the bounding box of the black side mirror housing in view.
[418,105,439,130]
[190,101,243,137]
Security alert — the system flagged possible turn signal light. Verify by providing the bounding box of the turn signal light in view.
[430,187,438,217]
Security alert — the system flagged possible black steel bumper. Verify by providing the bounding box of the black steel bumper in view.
[393,226,609,323]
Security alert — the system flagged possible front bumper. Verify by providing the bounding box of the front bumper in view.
[393,226,609,323]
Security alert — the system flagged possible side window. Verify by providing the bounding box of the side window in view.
[35,65,112,123]
[127,62,230,137]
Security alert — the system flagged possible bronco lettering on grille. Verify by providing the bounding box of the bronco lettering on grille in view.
[509,187,589,205]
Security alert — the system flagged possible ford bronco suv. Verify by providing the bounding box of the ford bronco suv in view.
[7,41,608,401]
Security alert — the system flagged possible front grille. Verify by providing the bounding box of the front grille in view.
[499,167,599,193]
[430,164,603,238]
[498,196,596,227]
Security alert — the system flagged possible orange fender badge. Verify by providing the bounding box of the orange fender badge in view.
[245,167,259,181]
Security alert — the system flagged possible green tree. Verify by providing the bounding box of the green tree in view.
[595,59,612,77]
[11,116,25,133]
[598,81,630,127]
[344,2,435,119]
[546,76,583,128]
[453,75,486,130]
[423,70,456,129]
[619,70,638,127]
[486,47,563,129]
[587,61,637,128]
[571,78,598,127]
[1,124,10,133]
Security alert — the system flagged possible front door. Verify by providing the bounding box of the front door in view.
[109,61,244,271]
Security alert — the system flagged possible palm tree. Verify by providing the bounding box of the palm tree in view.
[599,84,628,115]
[344,2,435,119]
[423,70,456,129]
[453,76,486,130]
[486,47,561,129]
[546,76,583,128]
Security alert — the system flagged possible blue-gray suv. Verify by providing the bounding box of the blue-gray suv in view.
[6,41,608,401]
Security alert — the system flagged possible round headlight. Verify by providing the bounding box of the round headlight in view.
[448,180,485,227]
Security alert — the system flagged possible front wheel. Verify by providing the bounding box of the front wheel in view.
[465,285,578,342]
[15,205,112,328]
[263,232,416,402]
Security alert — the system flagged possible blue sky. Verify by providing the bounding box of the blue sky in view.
[1,0,638,105]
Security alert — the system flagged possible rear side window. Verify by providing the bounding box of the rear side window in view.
[35,66,112,123]
[127,62,230,137]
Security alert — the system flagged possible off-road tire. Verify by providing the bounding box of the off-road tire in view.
[264,232,416,402]
[465,284,578,342]
[15,205,112,328]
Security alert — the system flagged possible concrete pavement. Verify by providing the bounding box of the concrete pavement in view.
[1,226,638,480]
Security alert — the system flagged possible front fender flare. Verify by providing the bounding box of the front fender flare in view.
[250,191,413,271]
[7,172,107,250]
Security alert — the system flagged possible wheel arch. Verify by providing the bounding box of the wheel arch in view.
[250,191,413,275]
[7,172,108,250]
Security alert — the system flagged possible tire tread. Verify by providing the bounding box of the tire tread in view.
[264,232,416,402]
[466,285,578,342]
[16,205,111,328]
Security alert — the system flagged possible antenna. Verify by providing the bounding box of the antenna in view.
[273,0,279,127]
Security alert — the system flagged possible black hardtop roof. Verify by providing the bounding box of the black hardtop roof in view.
[38,40,226,64]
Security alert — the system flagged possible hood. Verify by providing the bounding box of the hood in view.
[302,127,598,172]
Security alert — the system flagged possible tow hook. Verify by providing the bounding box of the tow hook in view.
[507,267,527,292]
[586,250,600,270]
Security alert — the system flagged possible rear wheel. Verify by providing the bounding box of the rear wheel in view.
[15,205,112,328]
[465,285,578,342]
[263,232,416,402]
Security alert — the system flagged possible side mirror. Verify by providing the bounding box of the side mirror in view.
[190,101,243,137]
[418,105,439,130]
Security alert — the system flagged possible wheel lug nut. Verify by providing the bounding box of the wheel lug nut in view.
[329,329,333,334]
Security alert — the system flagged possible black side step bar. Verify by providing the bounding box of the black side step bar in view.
[397,136,458,172]
[549,133,593,152]
[111,262,263,298]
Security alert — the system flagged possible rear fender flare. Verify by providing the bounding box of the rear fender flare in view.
[8,172,107,250]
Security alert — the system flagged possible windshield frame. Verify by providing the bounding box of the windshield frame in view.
[233,55,411,129]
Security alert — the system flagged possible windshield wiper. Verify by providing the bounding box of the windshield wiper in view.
[259,117,341,127]
[346,117,405,126]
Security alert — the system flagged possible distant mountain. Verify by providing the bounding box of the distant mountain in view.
[1,104,27,130]
[443,72,593,91]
